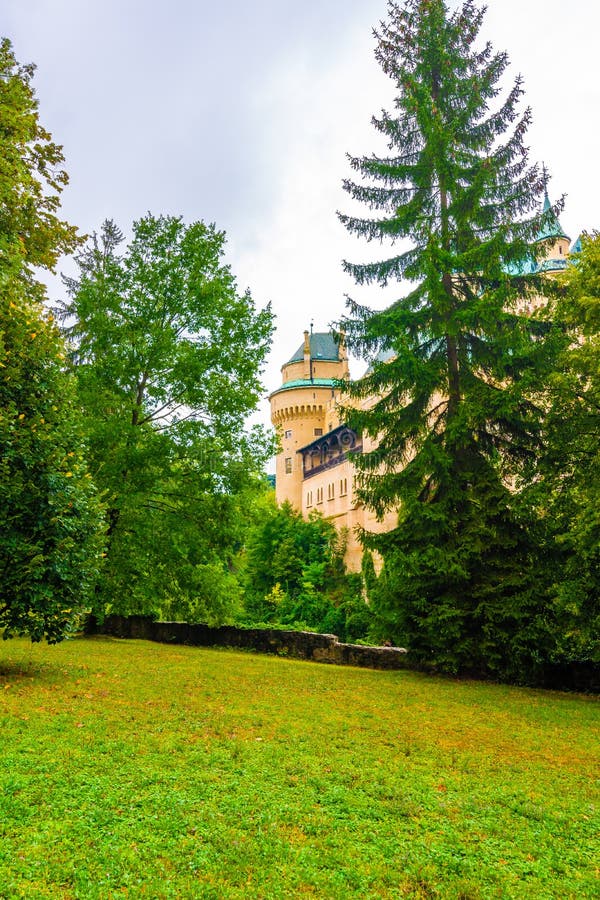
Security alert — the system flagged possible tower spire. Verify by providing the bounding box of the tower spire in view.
[541,163,551,211]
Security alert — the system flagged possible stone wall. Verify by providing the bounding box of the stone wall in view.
[85,615,599,691]
[86,615,410,671]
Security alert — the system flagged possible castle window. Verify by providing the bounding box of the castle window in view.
[306,491,313,508]
[314,428,323,436]
[316,487,323,504]
[284,429,292,439]
[284,457,292,474]
[328,483,335,500]
[340,478,348,496]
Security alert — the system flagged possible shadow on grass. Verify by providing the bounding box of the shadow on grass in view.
[0,640,74,684]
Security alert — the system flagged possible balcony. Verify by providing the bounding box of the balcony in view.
[298,424,362,479]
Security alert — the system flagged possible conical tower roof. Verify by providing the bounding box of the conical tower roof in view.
[537,192,569,242]
[285,332,340,365]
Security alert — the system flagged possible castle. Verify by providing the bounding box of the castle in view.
[269,198,577,572]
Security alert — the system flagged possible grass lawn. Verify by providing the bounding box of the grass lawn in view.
[0,637,598,899]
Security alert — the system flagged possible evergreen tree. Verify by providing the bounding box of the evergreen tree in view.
[338,1,562,676]
[0,38,104,642]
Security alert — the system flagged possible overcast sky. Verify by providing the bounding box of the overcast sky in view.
[4,0,599,428]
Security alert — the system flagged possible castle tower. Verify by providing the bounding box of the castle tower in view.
[538,191,571,268]
[518,193,573,314]
[269,330,348,509]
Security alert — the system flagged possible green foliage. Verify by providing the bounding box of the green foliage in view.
[536,232,600,662]
[0,295,105,644]
[0,299,103,643]
[0,39,104,643]
[367,462,554,678]
[338,1,563,676]
[1,637,599,897]
[241,500,370,641]
[160,561,243,627]
[59,216,274,622]
[0,38,80,289]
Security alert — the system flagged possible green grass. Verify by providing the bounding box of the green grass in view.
[0,637,598,899]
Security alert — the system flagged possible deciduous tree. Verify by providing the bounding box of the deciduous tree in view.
[0,38,104,642]
[59,215,274,620]
[241,499,369,641]
[0,38,79,291]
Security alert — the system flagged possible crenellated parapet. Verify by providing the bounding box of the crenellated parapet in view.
[272,403,326,423]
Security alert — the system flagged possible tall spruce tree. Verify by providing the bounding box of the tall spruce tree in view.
[338,0,563,678]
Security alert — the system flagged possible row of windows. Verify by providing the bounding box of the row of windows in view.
[284,427,323,440]
[306,478,348,508]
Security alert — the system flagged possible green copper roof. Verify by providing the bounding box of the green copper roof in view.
[505,253,570,277]
[571,234,583,254]
[269,377,337,398]
[506,194,572,275]
[285,332,340,365]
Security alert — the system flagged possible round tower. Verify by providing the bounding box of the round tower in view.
[269,329,348,509]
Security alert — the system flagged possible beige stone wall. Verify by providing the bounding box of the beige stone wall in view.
[298,456,396,572]
[302,458,358,569]
[279,355,348,387]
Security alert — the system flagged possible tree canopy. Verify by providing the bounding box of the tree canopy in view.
[59,215,274,621]
[537,232,600,663]
[241,498,369,642]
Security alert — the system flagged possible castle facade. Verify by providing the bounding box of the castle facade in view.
[269,329,397,571]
